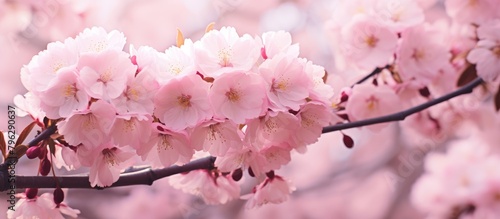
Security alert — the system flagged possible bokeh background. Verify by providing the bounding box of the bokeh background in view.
[0,0,490,218]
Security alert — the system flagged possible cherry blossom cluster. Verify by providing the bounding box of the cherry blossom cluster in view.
[14,26,333,211]
[411,139,500,218]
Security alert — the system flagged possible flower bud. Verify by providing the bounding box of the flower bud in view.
[25,188,38,199]
[231,168,243,181]
[53,187,64,205]
[40,158,51,176]
[26,147,41,159]
[266,171,275,179]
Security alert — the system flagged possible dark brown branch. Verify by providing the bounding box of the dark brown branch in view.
[352,65,390,87]
[322,77,484,133]
[14,156,215,189]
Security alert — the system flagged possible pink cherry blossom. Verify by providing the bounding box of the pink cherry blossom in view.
[75,27,126,54]
[21,37,79,93]
[302,59,334,104]
[209,71,268,124]
[373,0,425,32]
[57,100,116,148]
[156,43,196,83]
[445,0,499,25]
[396,24,451,87]
[137,123,193,168]
[245,111,299,149]
[259,30,299,59]
[467,20,500,82]
[13,92,46,122]
[89,143,136,187]
[109,114,153,150]
[190,119,243,157]
[78,50,137,100]
[7,193,80,219]
[345,83,401,131]
[154,73,212,131]
[169,170,240,205]
[259,54,312,111]
[111,71,159,115]
[340,14,398,70]
[259,146,292,171]
[292,102,333,151]
[194,26,260,77]
[39,68,89,119]
[245,175,296,208]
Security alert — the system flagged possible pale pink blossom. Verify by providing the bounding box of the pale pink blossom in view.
[13,92,46,122]
[57,100,116,148]
[396,25,451,87]
[78,50,137,100]
[169,170,240,205]
[154,74,212,131]
[89,143,136,187]
[244,111,299,149]
[39,68,89,119]
[111,71,159,115]
[109,114,153,150]
[340,14,398,70]
[190,119,243,157]
[194,26,260,77]
[467,20,500,82]
[373,0,425,32]
[7,193,80,219]
[445,0,499,25]
[75,27,126,54]
[157,43,196,83]
[345,84,401,131]
[245,175,296,208]
[259,146,292,171]
[209,71,267,124]
[302,59,334,104]
[215,147,270,177]
[259,54,312,111]
[259,31,299,59]
[137,123,193,167]
[21,37,79,93]
[292,102,333,151]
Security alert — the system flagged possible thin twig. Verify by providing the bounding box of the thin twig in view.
[323,77,484,133]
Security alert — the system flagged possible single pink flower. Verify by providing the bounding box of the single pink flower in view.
[7,193,80,219]
[445,0,499,25]
[78,50,137,100]
[396,25,451,87]
[259,31,299,59]
[111,71,159,115]
[467,20,500,82]
[194,26,260,77]
[109,114,153,150]
[340,14,398,70]
[245,175,296,208]
[190,119,243,157]
[259,54,312,111]
[39,68,89,119]
[292,102,333,151]
[57,100,116,148]
[154,74,212,131]
[209,71,268,124]
[169,170,240,205]
[89,144,136,187]
[137,123,194,168]
[157,43,196,83]
[244,111,299,149]
[75,27,126,54]
[345,84,401,131]
[373,0,425,32]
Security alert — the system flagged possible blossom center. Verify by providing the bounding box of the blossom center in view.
[366,96,378,110]
[63,84,77,97]
[102,148,118,166]
[177,94,192,109]
[53,63,63,73]
[225,88,240,102]
[365,35,379,48]
[100,69,113,83]
[126,87,140,101]
[411,49,425,61]
[158,135,173,151]
[493,46,500,58]
[218,48,233,67]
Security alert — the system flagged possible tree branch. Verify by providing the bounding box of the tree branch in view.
[322,77,484,133]
[15,156,215,189]
[352,65,390,87]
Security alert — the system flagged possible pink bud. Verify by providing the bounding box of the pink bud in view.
[25,188,38,199]
[261,47,268,59]
[26,147,41,159]
[40,158,51,176]
[231,168,243,181]
[53,187,64,205]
